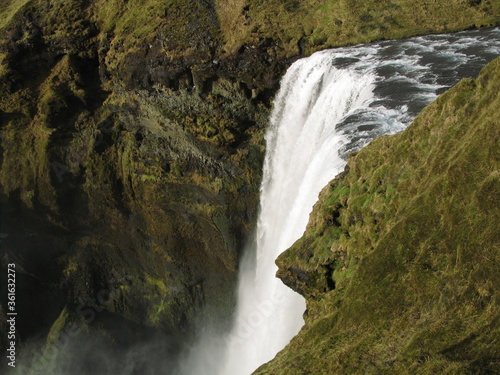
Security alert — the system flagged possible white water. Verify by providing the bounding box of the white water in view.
[178,27,500,375]
[220,56,376,374]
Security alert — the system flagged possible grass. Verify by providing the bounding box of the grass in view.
[213,0,500,58]
[261,58,500,375]
[93,0,166,44]
[0,0,31,30]
[215,0,247,48]
[1,0,498,66]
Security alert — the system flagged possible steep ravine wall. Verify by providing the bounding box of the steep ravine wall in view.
[0,0,498,372]
[257,58,500,375]
[0,1,270,371]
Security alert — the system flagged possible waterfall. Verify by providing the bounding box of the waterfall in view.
[178,27,500,375]
[220,56,376,375]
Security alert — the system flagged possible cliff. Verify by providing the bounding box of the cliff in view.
[0,0,498,372]
[257,57,500,374]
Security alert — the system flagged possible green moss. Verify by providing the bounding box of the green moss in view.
[143,274,171,326]
[45,306,71,347]
[148,299,167,325]
[145,274,169,294]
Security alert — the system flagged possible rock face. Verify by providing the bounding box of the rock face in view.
[0,0,498,373]
[257,58,500,374]
[0,1,269,371]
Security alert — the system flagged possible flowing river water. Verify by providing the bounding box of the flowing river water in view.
[178,27,500,375]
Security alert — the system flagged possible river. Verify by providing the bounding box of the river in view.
[178,27,500,375]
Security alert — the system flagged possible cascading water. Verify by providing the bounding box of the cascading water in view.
[219,57,378,375]
[219,57,376,375]
[178,27,500,375]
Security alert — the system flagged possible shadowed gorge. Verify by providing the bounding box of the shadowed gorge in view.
[0,0,499,374]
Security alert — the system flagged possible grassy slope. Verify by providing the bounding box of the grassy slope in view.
[3,0,496,75]
[216,0,500,56]
[85,0,500,72]
[0,0,30,29]
[258,58,500,374]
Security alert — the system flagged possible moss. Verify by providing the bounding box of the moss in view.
[143,274,171,326]
[45,306,71,347]
[261,58,500,375]
[145,274,169,295]
[62,257,79,278]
